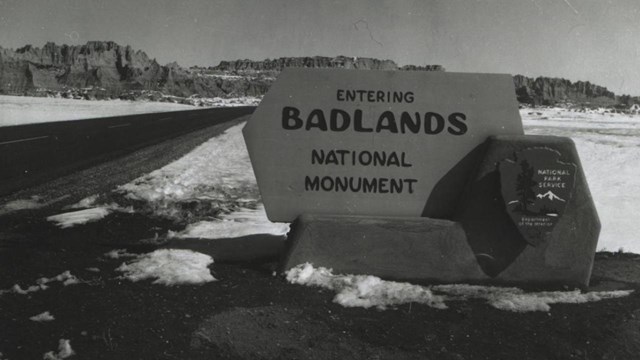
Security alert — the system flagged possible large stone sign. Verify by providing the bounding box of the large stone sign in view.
[244,68,524,221]
[453,136,600,285]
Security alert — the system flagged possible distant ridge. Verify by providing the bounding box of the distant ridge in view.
[0,41,638,107]
[513,75,619,107]
[211,56,444,73]
[0,41,271,101]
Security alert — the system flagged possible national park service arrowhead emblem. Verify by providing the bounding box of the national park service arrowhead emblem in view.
[499,148,577,247]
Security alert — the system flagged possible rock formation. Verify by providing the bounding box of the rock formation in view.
[0,41,162,96]
[399,64,445,72]
[513,75,617,106]
[0,41,267,99]
[213,56,400,73]
[1,41,636,107]
[0,42,443,101]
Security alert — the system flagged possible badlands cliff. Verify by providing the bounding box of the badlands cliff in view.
[0,41,636,107]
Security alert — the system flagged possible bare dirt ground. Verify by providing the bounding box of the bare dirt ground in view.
[1,120,640,360]
[1,208,639,360]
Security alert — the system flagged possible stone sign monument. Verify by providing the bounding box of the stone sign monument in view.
[454,136,599,285]
[243,68,600,288]
[243,68,524,222]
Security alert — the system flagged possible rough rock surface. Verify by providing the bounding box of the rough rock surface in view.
[2,41,637,107]
[513,74,617,106]
[453,135,600,287]
[282,214,486,283]
[213,56,401,72]
[0,42,443,100]
[0,42,161,95]
[0,42,272,99]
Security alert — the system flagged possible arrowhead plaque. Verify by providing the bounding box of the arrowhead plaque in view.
[499,148,577,246]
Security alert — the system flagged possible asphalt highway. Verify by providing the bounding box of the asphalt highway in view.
[0,106,255,196]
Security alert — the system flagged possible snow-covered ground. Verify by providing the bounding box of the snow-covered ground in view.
[116,249,217,285]
[0,271,80,296]
[30,311,55,322]
[287,263,632,312]
[43,339,74,360]
[44,122,288,237]
[46,204,133,229]
[0,95,195,126]
[521,107,640,253]
[115,123,289,237]
[170,205,289,239]
[0,95,260,127]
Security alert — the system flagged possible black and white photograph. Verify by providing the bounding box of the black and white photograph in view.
[1,1,639,359]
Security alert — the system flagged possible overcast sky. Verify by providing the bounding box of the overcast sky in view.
[1,0,639,95]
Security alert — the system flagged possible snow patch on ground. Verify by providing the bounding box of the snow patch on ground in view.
[67,195,99,209]
[433,284,632,312]
[66,120,282,239]
[0,95,195,126]
[184,95,262,107]
[286,264,447,310]
[47,204,133,228]
[30,311,55,322]
[1,271,79,296]
[171,205,289,239]
[0,195,69,216]
[196,73,245,80]
[111,121,286,238]
[0,197,44,214]
[43,339,74,360]
[286,263,633,312]
[47,208,111,228]
[116,249,216,285]
[104,249,138,259]
[39,271,80,287]
[117,122,260,221]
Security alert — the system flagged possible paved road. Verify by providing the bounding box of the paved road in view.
[0,106,255,196]
[0,114,250,211]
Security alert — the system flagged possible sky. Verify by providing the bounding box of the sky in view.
[1,0,639,95]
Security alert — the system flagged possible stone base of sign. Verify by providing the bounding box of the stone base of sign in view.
[453,135,600,287]
[280,214,487,283]
[165,234,286,263]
